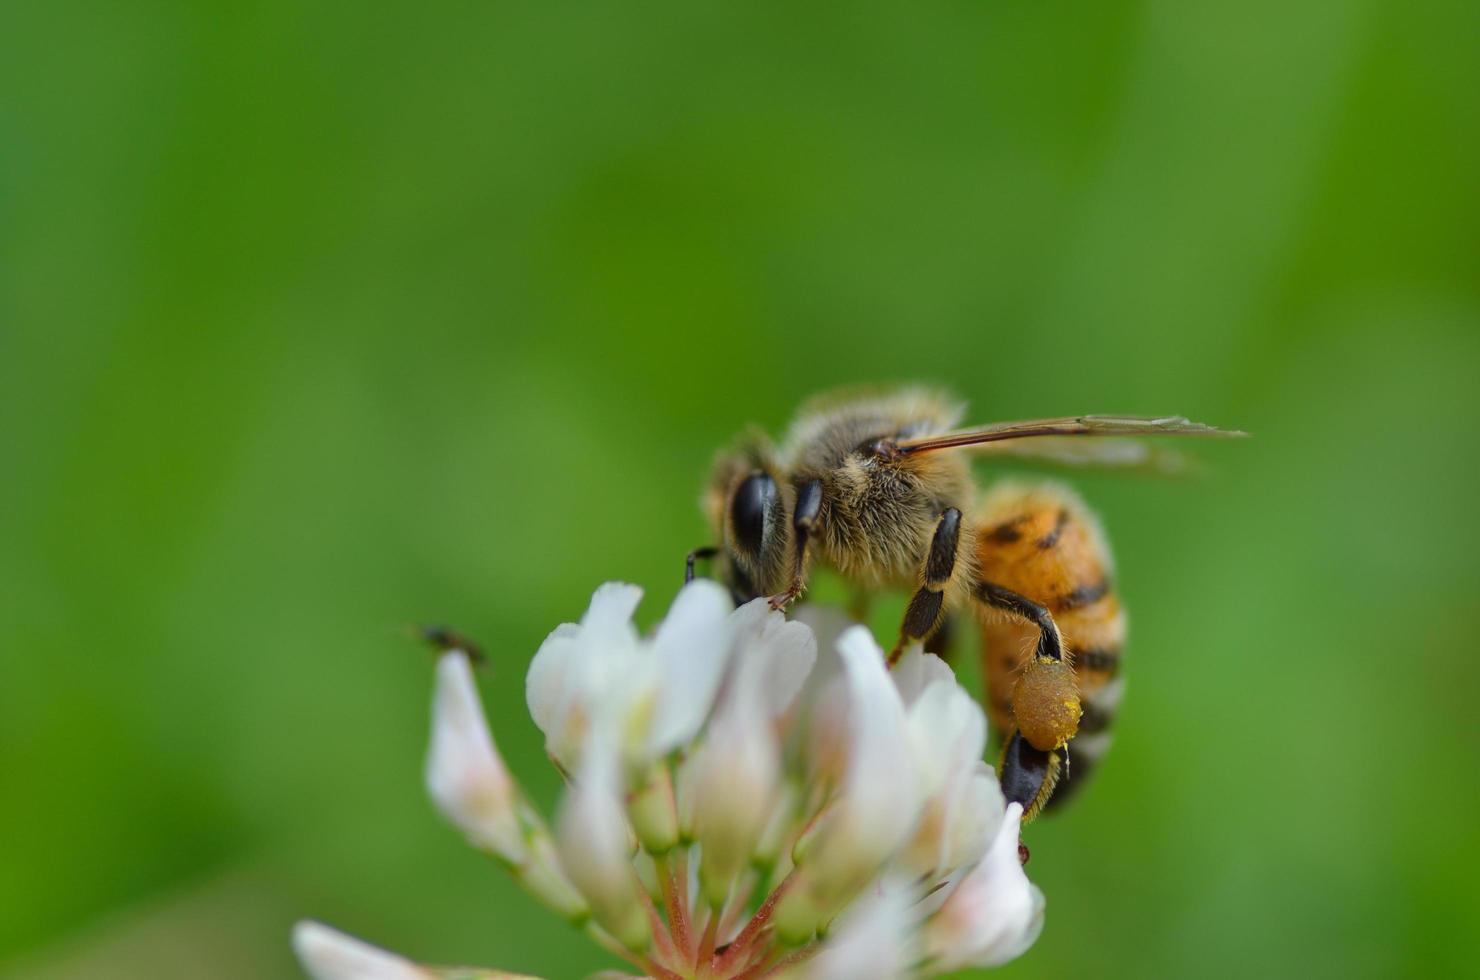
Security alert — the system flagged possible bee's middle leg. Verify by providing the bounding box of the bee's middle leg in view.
[890,507,962,663]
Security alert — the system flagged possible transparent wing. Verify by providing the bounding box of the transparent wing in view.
[894,415,1247,455]
[967,436,1211,477]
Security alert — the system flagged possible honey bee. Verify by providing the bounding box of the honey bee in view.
[690,387,1241,820]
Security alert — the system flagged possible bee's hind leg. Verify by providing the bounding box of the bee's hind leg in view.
[1000,731,1065,823]
[890,507,962,664]
[924,611,956,661]
[974,580,1082,820]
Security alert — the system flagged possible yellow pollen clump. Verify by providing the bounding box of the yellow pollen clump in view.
[1011,656,1081,751]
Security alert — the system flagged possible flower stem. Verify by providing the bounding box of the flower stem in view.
[717,871,757,945]
[583,923,682,980]
[634,870,679,969]
[694,907,720,977]
[655,853,693,962]
[712,870,796,976]
[735,941,819,980]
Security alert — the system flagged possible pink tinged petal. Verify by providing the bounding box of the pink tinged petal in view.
[803,881,919,980]
[426,653,524,863]
[556,734,650,951]
[292,921,430,980]
[923,803,1046,971]
[646,579,734,755]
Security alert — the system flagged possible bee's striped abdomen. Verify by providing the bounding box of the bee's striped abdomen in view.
[974,481,1126,813]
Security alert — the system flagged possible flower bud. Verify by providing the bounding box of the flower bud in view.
[292,921,428,980]
[626,762,679,854]
[426,652,524,863]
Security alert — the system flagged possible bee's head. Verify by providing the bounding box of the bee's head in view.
[705,442,791,602]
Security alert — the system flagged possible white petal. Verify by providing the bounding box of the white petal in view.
[804,880,918,980]
[581,582,645,637]
[646,579,734,754]
[292,921,428,980]
[791,604,853,676]
[688,655,781,906]
[834,626,922,855]
[890,644,956,706]
[748,610,818,717]
[801,671,851,788]
[786,605,851,769]
[936,765,1005,873]
[924,803,1045,971]
[556,733,649,950]
[426,652,524,862]
[726,594,773,639]
[525,622,581,757]
[895,677,994,877]
[905,680,985,799]
[798,627,922,902]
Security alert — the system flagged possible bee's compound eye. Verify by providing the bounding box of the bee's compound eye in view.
[730,472,777,556]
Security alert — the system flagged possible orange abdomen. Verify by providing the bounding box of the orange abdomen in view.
[974,481,1125,809]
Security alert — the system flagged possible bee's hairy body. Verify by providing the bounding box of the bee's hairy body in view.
[703,388,1154,821]
[699,387,1235,820]
[975,482,1126,811]
[783,390,975,590]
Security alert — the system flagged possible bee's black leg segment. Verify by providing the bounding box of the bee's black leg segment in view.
[685,546,719,584]
[924,612,955,660]
[999,730,1063,822]
[976,582,1065,663]
[768,479,825,610]
[891,507,962,663]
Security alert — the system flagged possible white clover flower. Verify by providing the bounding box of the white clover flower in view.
[297,582,1045,979]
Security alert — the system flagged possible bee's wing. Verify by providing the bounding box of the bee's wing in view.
[963,436,1214,476]
[894,415,1247,456]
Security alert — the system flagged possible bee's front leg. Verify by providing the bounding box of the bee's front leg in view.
[684,546,719,584]
[889,507,962,663]
[767,478,824,611]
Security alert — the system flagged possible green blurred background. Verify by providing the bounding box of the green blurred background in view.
[2,1,1478,977]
